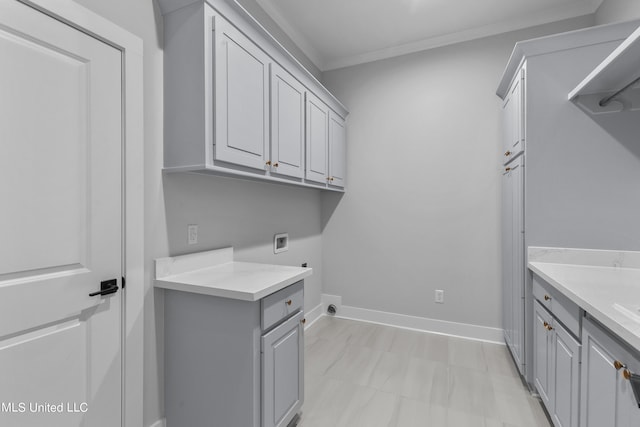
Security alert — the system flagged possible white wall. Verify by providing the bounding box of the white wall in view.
[320,16,594,330]
[595,0,640,24]
[73,1,323,426]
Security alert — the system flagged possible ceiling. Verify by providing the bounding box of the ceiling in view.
[256,0,604,71]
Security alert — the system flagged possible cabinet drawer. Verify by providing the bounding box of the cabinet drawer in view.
[533,274,581,338]
[262,281,303,331]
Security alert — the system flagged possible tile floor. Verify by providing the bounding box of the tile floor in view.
[298,316,551,427]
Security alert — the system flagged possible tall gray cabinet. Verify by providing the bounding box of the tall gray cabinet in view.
[497,21,640,385]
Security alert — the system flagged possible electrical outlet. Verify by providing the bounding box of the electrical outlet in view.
[274,233,288,253]
[187,224,198,245]
[435,290,444,304]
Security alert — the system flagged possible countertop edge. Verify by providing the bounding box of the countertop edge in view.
[528,261,640,352]
[154,266,313,301]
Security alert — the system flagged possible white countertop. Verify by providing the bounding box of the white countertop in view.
[528,247,640,351]
[154,247,312,301]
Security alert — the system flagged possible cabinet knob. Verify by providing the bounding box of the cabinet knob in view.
[505,151,512,156]
[543,321,553,331]
[285,299,292,306]
[624,369,632,380]
[544,295,551,301]
[273,163,279,168]
[266,160,272,166]
[505,167,511,172]
[301,318,306,325]
[614,360,625,371]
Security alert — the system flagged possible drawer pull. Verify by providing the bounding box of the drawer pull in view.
[301,318,306,325]
[614,360,626,371]
[544,295,551,301]
[543,322,553,331]
[285,299,292,306]
[266,160,271,166]
[505,151,512,156]
[624,369,632,380]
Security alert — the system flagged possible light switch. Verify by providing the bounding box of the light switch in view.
[188,224,198,245]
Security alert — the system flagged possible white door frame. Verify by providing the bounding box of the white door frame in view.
[17,1,145,426]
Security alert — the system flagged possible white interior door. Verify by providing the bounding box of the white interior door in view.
[0,2,122,426]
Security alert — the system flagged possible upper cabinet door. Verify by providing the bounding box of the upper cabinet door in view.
[502,67,525,165]
[213,15,270,170]
[270,63,305,179]
[305,92,329,185]
[328,111,346,188]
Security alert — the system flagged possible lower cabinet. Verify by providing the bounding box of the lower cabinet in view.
[164,281,305,427]
[534,301,553,407]
[581,317,640,427]
[533,301,581,427]
[262,311,304,427]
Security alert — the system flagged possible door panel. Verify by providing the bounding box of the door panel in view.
[0,2,122,426]
[553,325,580,427]
[262,311,304,427]
[329,111,346,188]
[214,15,270,170]
[305,93,329,184]
[270,63,304,178]
[502,167,513,347]
[581,329,618,427]
[511,158,524,367]
[534,302,552,407]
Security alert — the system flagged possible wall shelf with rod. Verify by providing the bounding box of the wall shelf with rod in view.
[569,23,640,115]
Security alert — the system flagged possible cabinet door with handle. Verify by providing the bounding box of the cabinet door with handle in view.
[502,66,525,165]
[262,311,304,427]
[581,317,640,427]
[534,301,553,408]
[213,15,270,170]
[328,110,346,188]
[270,63,305,179]
[305,92,329,185]
[551,317,581,427]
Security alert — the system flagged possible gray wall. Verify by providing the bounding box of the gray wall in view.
[73,1,323,426]
[596,0,640,24]
[320,16,594,329]
[526,39,640,251]
[235,0,321,79]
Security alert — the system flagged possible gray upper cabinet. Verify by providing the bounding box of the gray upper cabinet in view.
[270,63,305,179]
[502,68,524,165]
[305,92,330,185]
[213,15,270,170]
[329,111,346,188]
[160,0,349,191]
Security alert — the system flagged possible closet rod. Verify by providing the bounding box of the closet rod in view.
[599,75,640,107]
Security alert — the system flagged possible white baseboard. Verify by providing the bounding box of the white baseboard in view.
[337,305,504,344]
[149,419,165,427]
[304,303,324,330]
[321,294,342,314]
